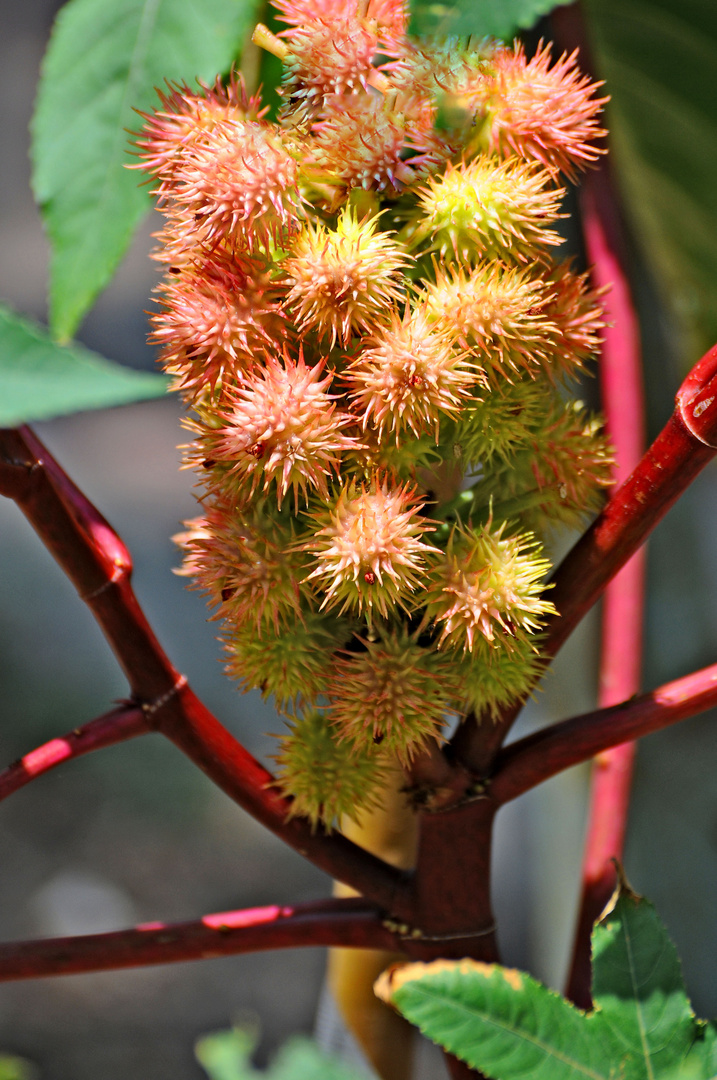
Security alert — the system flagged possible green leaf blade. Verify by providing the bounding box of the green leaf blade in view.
[376,960,612,1080]
[0,304,168,426]
[592,886,702,1078]
[32,0,260,341]
[409,0,571,41]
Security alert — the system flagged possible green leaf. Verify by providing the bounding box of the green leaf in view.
[409,0,571,40]
[376,879,715,1080]
[591,885,699,1076]
[0,304,168,426]
[195,1028,364,1080]
[583,0,717,360]
[377,959,612,1080]
[32,0,260,342]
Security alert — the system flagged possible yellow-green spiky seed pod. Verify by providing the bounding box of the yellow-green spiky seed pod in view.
[454,632,545,720]
[425,521,555,652]
[274,708,388,829]
[224,610,352,710]
[305,477,439,620]
[345,305,476,441]
[173,498,307,632]
[425,261,569,381]
[285,207,410,346]
[412,156,564,264]
[328,627,454,762]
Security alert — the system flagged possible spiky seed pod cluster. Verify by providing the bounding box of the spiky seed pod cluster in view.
[136,2,611,826]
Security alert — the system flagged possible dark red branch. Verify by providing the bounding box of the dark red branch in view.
[491,661,717,806]
[0,427,407,914]
[0,705,148,803]
[0,897,397,982]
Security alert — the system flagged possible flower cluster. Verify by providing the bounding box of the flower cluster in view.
[137,0,612,827]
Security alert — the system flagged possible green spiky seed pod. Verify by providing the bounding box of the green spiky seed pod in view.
[441,378,554,469]
[465,399,614,531]
[274,708,388,829]
[425,521,555,652]
[328,627,455,762]
[224,610,352,710]
[454,632,546,721]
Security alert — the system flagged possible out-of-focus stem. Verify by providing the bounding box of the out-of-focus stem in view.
[0,706,148,803]
[0,898,396,981]
[551,0,647,1004]
[491,661,717,805]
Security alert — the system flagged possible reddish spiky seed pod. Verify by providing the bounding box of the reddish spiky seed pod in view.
[305,477,438,620]
[285,207,409,346]
[173,498,306,632]
[310,93,426,193]
[191,349,359,508]
[475,41,608,180]
[345,304,476,440]
[151,251,286,397]
[165,118,304,250]
[132,73,264,182]
[279,14,380,117]
[273,0,407,37]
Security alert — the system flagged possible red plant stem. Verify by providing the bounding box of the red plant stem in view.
[0,898,397,981]
[491,661,717,806]
[0,426,407,914]
[552,0,647,1003]
[0,705,148,803]
[452,342,717,778]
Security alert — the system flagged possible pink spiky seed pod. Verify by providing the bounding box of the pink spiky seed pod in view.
[475,41,608,181]
[166,118,304,251]
[277,13,380,118]
[273,707,388,829]
[328,627,454,762]
[425,261,572,381]
[425,521,555,652]
[173,498,306,632]
[272,0,407,38]
[224,611,351,710]
[540,261,606,378]
[284,207,410,346]
[191,349,359,509]
[132,73,264,183]
[345,304,476,440]
[309,93,428,193]
[413,156,565,264]
[305,476,438,620]
[151,251,287,397]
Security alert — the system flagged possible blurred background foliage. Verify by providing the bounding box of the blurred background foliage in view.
[0,0,716,1078]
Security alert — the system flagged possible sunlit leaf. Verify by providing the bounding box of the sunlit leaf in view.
[0,304,167,426]
[409,0,571,40]
[32,0,260,341]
